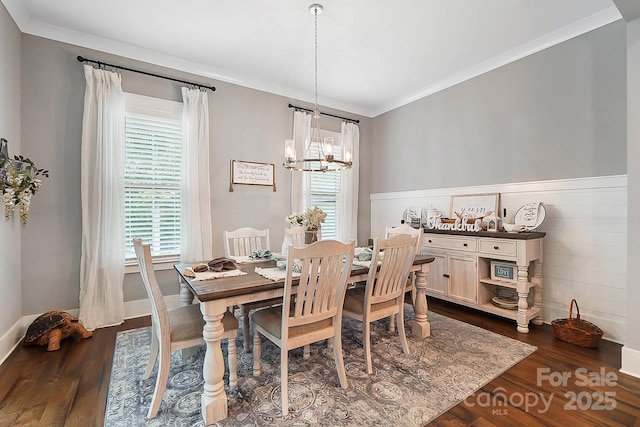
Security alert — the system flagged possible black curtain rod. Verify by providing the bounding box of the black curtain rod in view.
[288,103,359,124]
[77,56,216,92]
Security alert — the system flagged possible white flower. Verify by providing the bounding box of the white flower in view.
[0,156,48,225]
[287,207,327,230]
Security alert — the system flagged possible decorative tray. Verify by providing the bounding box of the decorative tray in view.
[491,296,518,310]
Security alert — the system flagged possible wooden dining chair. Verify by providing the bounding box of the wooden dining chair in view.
[251,239,355,417]
[384,224,423,332]
[132,238,238,419]
[223,227,279,352]
[342,234,419,374]
[284,225,306,247]
[223,227,270,257]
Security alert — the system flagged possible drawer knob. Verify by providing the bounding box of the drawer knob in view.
[463,243,468,247]
[428,239,432,243]
[443,274,450,278]
[494,245,499,250]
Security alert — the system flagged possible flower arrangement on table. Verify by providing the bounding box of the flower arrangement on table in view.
[1,139,49,226]
[286,206,327,231]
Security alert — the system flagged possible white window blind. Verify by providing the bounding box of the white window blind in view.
[308,130,342,240]
[124,94,183,261]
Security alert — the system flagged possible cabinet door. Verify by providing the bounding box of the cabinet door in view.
[448,255,477,303]
[425,254,447,296]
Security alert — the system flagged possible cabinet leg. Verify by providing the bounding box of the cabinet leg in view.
[516,266,530,333]
[532,259,543,325]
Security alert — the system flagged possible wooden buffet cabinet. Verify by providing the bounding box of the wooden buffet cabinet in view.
[420,229,545,333]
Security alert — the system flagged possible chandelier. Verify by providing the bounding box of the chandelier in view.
[283,4,353,173]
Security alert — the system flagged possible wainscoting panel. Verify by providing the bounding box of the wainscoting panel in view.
[370,175,627,343]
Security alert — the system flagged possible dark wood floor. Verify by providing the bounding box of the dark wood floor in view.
[1,298,638,426]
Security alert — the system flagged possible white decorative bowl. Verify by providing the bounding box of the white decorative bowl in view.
[503,223,523,233]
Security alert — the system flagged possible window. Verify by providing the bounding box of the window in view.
[307,130,343,240]
[124,94,183,262]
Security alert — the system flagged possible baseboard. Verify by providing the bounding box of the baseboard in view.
[0,318,25,366]
[0,295,182,366]
[621,346,640,379]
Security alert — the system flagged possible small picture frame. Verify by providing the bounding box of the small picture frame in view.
[405,206,422,229]
[487,217,498,232]
[491,261,517,282]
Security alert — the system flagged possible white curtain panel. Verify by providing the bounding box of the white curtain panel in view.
[290,110,312,214]
[338,121,360,243]
[180,87,213,262]
[79,64,125,330]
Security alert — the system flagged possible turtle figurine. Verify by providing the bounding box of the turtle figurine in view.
[24,311,93,351]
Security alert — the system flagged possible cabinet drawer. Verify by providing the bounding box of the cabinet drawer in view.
[424,235,477,252]
[478,238,517,257]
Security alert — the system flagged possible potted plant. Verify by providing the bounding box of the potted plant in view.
[286,206,327,244]
[0,138,49,226]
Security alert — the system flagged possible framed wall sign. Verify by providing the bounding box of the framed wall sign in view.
[229,160,276,192]
[450,193,499,219]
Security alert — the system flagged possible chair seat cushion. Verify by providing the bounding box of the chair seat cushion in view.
[252,306,332,340]
[343,286,396,316]
[169,305,238,342]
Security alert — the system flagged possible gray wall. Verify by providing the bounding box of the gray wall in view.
[370,21,627,193]
[19,35,372,315]
[0,3,22,336]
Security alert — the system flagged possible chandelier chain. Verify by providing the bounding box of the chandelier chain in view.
[314,6,318,113]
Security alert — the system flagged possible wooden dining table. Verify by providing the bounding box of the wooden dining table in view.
[174,254,434,425]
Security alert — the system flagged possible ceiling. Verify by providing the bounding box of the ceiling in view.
[2,0,622,118]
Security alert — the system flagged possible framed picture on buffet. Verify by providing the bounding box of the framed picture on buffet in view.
[450,193,499,220]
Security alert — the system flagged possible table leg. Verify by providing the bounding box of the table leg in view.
[179,278,194,305]
[411,265,431,338]
[179,278,197,359]
[200,300,229,424]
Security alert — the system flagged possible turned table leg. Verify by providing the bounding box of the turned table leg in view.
[410,265,431,338]
[179,278,194,305]
[200,301,229,424]
[179,278,197,359]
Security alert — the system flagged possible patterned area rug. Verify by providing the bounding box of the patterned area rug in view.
[105,308,536,426]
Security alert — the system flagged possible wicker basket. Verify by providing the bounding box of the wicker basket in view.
[551,299,603,348]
